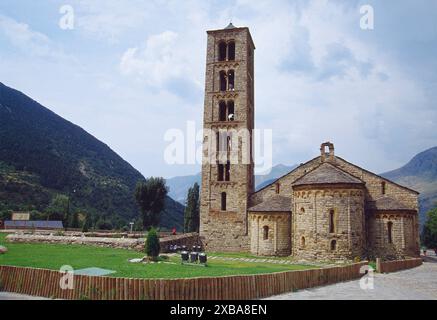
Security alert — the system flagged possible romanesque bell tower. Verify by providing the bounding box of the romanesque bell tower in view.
[199,23,255,252]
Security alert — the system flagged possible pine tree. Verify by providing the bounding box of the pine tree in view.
[184,183,200,233]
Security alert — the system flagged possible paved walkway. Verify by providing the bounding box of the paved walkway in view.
[266,254,437,300]
[0,292,49,300]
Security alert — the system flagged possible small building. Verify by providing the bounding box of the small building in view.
[4,220,64,230]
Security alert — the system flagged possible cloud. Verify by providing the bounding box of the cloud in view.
[119,30,203,100]
[120,31,180,84]
[1,0,437,178]
[0,14,75,64]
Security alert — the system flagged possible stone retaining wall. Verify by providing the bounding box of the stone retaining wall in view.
[5,233,200,252]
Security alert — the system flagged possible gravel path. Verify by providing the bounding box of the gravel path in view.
[266,254,437,300]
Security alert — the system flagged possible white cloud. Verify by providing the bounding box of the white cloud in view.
[120,31,185,87]
[0,14,76,64]
[1,0,436,178]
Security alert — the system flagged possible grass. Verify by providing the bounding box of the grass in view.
[0,233,316,279]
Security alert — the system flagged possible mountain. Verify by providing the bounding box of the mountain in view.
[0,82,184,230]
[166,173,201,205]
[255,164,298,191]
[167,164,298,204]
[382,146,437,227]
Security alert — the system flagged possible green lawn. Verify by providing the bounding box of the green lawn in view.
[0,233,316,279]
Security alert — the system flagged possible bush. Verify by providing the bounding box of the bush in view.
[145,228,160,260]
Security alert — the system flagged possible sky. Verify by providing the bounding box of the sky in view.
[0,0,436,179]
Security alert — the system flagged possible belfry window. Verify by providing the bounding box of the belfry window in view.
[263,226,269,240]
[225,161,231,181]
[228,70,235,90]
[220,71,227,91]
[227,101,235,121]
[329,210,336,234]
[218,164,224,182]
[218,42,227,61]
[388,221,393,244]
[221,192,227,211]
[219,101,227,121]
[228,41,235,60]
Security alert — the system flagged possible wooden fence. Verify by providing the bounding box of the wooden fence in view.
[0,262,367,300]
[376,257,423,273]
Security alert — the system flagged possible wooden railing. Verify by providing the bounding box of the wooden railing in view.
[0,262,367,300]
[376,257,423,273]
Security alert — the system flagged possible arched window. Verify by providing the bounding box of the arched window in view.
[381,181,386,195]
[275,183,280,194]
[219,101,227,121]
[225,161,231,181]
[219,71,227,91]
[226,135,232,153]
[221,192,227,211]
[218,164,224,182]
[227,100,235,121]
[218,42,227,61]
[330,240,337,251]
[388,221,393,244]
[329,210,335,233]
[300,207,305,214]
[228,41,235,60]
[301,236,306,248]
[263,226,269,240]
[228,70,235,90]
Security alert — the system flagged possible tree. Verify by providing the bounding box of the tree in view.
[82,213,92,233]
[184,183,200,233]
[96,218,113,231]
[422,207,437,249]
[46,195,69,226]
[70,211,80,229]
[145,228,160,260]
[135,178,168,230]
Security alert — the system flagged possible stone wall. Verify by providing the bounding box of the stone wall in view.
[199,27,255,252]
[292,185,365,261]
[248,152,420,261]
[249,212,291,256]
[6,233,145,251]
[160,233,200,252]
[368,212,418,259]
[6,233,200,253]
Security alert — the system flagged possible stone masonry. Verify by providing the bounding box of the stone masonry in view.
[199,25,420,261]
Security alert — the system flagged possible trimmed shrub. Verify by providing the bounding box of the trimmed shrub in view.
[145,228,160,260]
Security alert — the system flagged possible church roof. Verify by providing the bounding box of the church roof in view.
[248,195,292,212]
[293,162,364,187]
[370,196,415,211]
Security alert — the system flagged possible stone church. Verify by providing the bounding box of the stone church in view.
[199,24,420,261]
